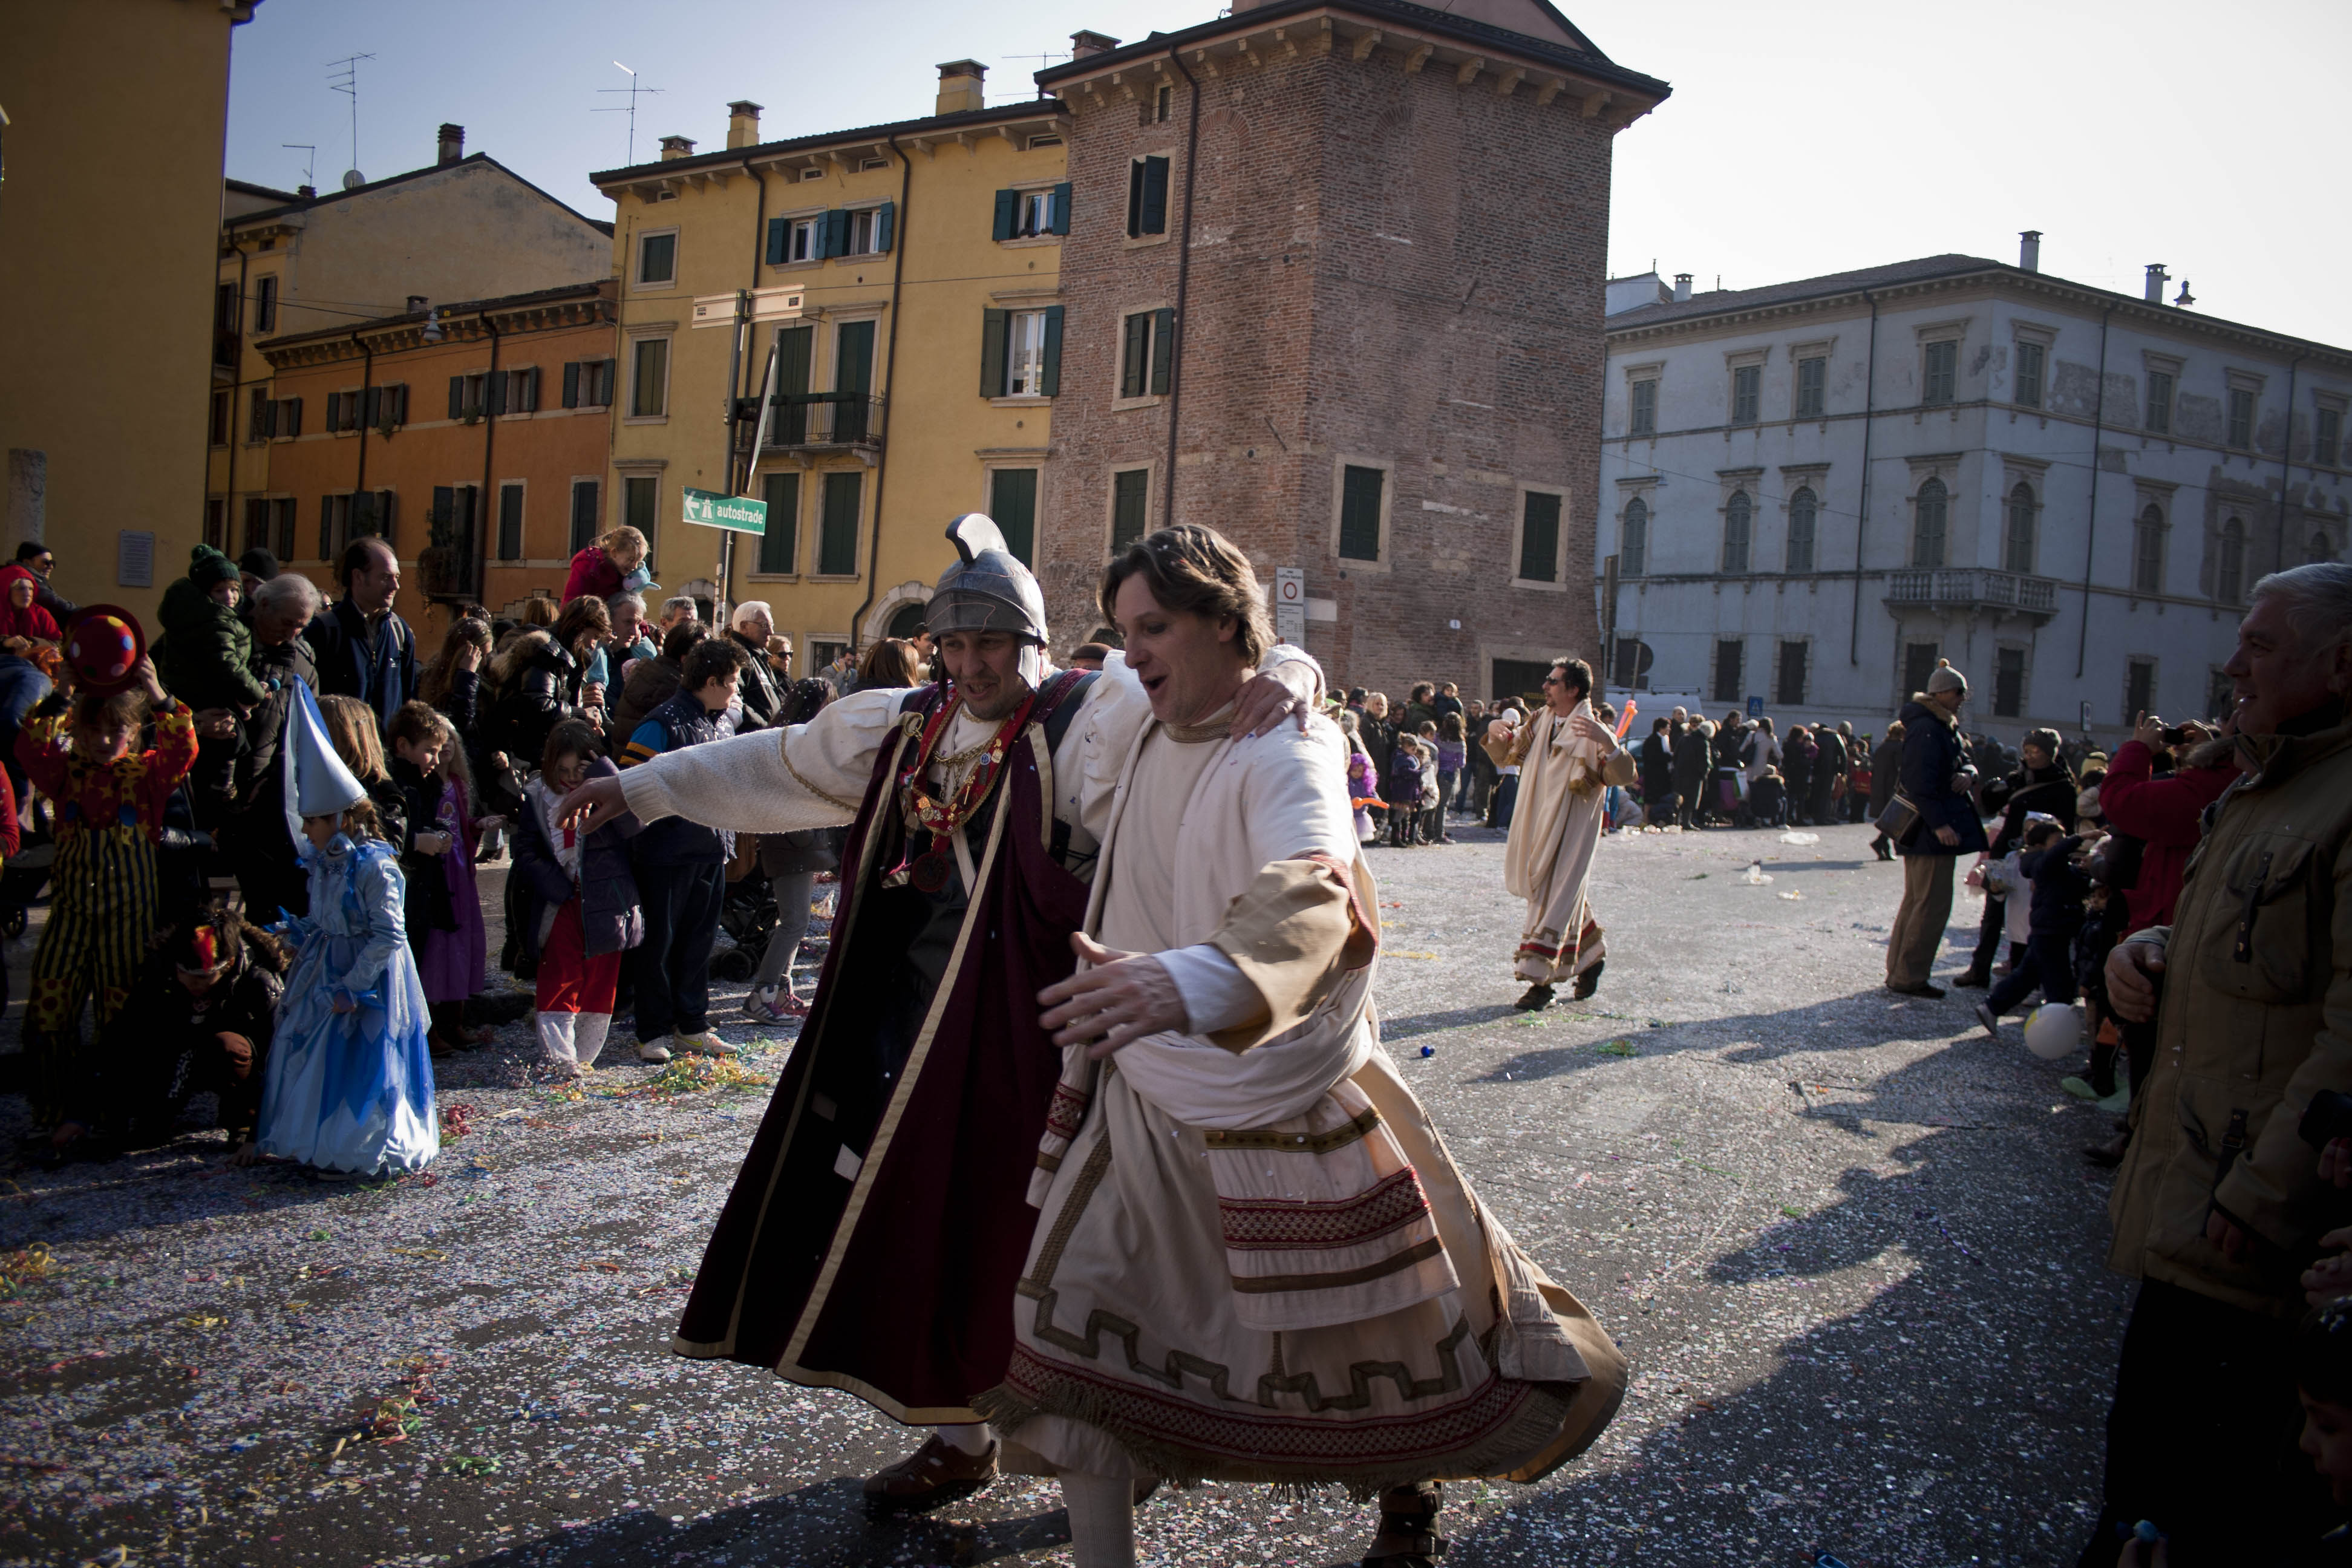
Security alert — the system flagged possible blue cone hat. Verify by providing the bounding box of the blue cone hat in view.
[283,680,367,841]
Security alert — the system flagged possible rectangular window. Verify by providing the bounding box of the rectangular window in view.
[843,204,894,256]
[786,216,820,262]
[209,391,230,447]
[561,359,615,409]
[1110,469,1150,553]
[637,230,677,286]
[2228,387,2256,449]
[497,482,524,561]
[1922,340,1958,406]
[499,367,540,415]
[243,497,269,554]
[1901,641,1941,701]
[249,387,273,442]
[1775,641,1808,707]
[1119,309,1173,399]
[1018,191,1053,238]
[318,492,351,560]
[1154,84,1173,123]
[817,471,861,575]
[2320,407,2344,468]
[1711,639,1745,705]
[1007,310,1050,396]
[1126,155,1169,237]
[1795,356,1826,419]
[1730,364,1760,426]
[1630,378,1657,436]
[2145,370,2174,435]
[215,281,240,335]
[1338,465,1384,563]
[2015,341,2045,409]
[570,480,601,552]
[2125,658,2157,726]
[276,396,302,438]
[622,475,658,559]
[630,338,669,418]
[205,497,227,550]
[758,471,799,574]
[991,468,1039,566]
[1994,645,2025,719]
[1517,491,1561,582]
[253,274,278,334]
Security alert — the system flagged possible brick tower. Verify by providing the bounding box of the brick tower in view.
[1035,0,1666,699]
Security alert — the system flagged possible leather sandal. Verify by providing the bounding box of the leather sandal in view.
[1572,959,1606,1001]
[1362,1481,1446,1565]
[861,1433,998,1515]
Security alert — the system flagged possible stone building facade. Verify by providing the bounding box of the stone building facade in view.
[1598,249,2352,745]
[1037,0,1664,699]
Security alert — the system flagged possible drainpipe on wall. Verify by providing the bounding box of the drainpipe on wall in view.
[1847,290,1878,665]
[2275,354,2304,576]
[223,243,248,542]
[477,313,500,606]
[1162,46,1203,529]
[848,132,912,650]
[351,329,374,514]
[2073,305,2114,679]
[722,155,764,615]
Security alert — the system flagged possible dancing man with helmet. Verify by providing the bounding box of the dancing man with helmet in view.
[557,516,1323,1509]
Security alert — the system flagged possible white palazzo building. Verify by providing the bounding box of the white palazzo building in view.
[1596,244,2352,746]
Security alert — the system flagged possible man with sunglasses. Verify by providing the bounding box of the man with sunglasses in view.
[1500,657,1634,1010]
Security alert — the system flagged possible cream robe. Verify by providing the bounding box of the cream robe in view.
[985,709,1624,1494]
[1500,701,1637,985]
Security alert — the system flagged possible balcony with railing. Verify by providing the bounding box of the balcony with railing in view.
[1884,567,2060,621]
[760,393,885,452]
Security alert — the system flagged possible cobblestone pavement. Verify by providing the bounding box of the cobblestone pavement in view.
[0,819,2126,1567]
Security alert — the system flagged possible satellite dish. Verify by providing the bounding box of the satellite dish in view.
[341,169,364,190]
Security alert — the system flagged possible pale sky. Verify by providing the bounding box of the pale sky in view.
[227,0,2352,347]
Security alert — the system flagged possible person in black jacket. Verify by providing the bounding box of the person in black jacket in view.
[1886,662,1987,997]
[724,601,787,730]
[97,911,287,1154]
[1866,721,1907,860]
[1809,722,1847,828]
[303,538,417,738]
[224,571,322,918]
[1673,718,1714,828]
[619,638,747,1060]
[1975,823,2096,1034]
[487,598,609,782]
[1954,727,2078,988]
[1639,717,1675,820]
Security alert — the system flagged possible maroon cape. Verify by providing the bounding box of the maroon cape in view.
[673,674,1091,1420]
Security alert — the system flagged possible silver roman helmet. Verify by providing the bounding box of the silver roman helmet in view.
[927,514,1050,687]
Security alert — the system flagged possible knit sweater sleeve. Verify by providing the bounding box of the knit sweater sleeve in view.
[616,685,900,834]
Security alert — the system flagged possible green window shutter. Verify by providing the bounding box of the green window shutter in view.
[1120,313,1148,399]
[1126,160,1145,238]
[873,201,895,254]
[1150,308,1175,396]
[318,494,334,558]
[562,362,580,409]
[1338,466,1383,561]
[759,471,800,573]
[766,216,788,266]
[1518,492,1561,581]
[818,471,861,575]
[1111,469,1149,552]
[992,189,1018,242]
[777,325,812,395]
[281,397,302,437]
[1040,305,1064,397]
[448,376,465,419]
[497,483,524,560]
[822,209,849,259]
[376,489,397,547]
[834,320,875,395]
[570,480,600,552]
[1140,157,1169,234]
[1050,182,1073,235]
[486,370,507,417]
[979,309,1010,398]
[991,468,1038,565]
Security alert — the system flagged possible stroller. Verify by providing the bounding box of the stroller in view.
[710,858,780,983]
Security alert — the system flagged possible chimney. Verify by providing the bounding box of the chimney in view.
[437,123,463,166]
[659,135,696,162]
[1071,30,1122,58]
[2144,263,2169,304]
[936,59,987,116]
[2018,229,2041,273]
[726,100,763,150]
[296,184,316,201]
[1673,272,1693,303]
[406,295,427,314]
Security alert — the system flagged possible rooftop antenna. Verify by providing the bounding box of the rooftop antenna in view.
[595,61,664,166]
[1000,52,1071,100]
[281,143,316,189]
[326,53,374,187]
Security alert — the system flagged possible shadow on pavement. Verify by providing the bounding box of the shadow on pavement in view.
[1458,987,1980,1085]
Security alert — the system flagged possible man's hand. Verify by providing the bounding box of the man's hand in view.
[2133,710,2164,752]
[413,830,453,857]
[2106,939,2167,1024]
[1933,825,1960,847]
[1236,660,1318,738]
[558,775,630,834]
[1569,713,1619,753]
[191,707,238,740]
[1038,933,1186,1059]
[2305,1227,2352,1305]
[2206,1207,2251,1263]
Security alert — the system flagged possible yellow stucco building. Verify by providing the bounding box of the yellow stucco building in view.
[1,0,261,626]
[592,62,1071,670]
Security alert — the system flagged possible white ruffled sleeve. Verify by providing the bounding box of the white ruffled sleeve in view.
[617,686,904,835]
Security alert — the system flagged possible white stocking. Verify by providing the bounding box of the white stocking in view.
[573,1013,612,1068]
[535,1010,578,1062]
[1061,1471,1136,1568]
[933,1422,990,1455]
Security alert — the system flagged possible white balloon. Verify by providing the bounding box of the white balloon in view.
[2024,1002,2083,1060]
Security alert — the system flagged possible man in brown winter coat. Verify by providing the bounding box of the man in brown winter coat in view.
[2087,561,2352,1566]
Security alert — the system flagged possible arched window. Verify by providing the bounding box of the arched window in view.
[2004,481,2037,574]
[1786,487,1817,573]
[1622,496,1648,577]
[1912,477,1947,568]
[886,600,928,641]
[2311,530,2337,566]
[1722,491,1752,575]
[2133,504,2166,595]
[2217,517,2246,604]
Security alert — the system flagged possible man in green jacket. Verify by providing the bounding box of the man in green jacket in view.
[2089,561,2352,1566]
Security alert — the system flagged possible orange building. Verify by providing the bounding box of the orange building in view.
[253,281,618,639]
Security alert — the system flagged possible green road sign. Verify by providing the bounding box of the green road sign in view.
[682,487,766,534]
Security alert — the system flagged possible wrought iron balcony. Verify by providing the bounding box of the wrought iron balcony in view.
[760,393,884,452]
[1884,568,2060,621]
